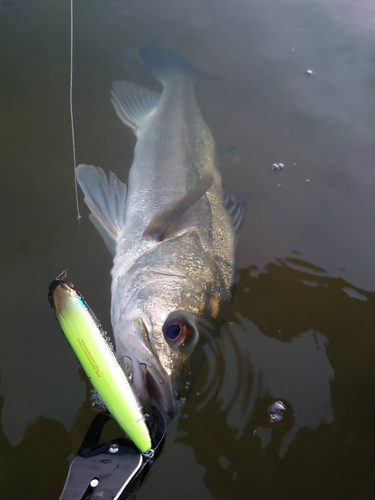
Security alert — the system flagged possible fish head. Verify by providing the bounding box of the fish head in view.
[112,270,225,422]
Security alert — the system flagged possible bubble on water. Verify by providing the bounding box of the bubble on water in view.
[91,389,107,410]
[271,163,284,171]
[306,69,313,75]
[267,400,288,424]
[292,163,297,167]
[305,179,310,184]
[196,392,201,396]
[277,183,282,188]
[291,48,295,52]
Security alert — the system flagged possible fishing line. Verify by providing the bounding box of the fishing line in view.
[70,0,81,221]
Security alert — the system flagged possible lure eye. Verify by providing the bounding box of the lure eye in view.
[163,319,192,346]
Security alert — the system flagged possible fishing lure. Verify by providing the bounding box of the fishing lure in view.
[48,275,152,453]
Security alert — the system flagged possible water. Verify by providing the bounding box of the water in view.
[1,0,375,498]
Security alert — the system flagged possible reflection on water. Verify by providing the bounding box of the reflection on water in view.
[0,394,70,500]
[196,257,336,458]
[0,372,129,500]
[172,256,375,500]
[215,318,334,458]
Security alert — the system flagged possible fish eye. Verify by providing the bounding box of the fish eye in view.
[166,323,181,340]
[163,319,192,346]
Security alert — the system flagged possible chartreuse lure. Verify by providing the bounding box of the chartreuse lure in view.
[48,276,152,453]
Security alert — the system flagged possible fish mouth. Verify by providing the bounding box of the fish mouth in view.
[119,345,177,423]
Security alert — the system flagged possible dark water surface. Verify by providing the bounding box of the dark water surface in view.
[1,1,375,498]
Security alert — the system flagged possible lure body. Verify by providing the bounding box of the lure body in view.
[49,279,152,453]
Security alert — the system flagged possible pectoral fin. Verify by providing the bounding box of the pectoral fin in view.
[224,192,247,247]
[143,173,214,241]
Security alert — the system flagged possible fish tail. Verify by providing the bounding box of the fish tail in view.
[139,45,202,84]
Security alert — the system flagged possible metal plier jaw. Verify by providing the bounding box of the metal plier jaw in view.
[60,409,166,500]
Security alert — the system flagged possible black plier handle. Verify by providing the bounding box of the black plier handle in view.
[60,409,166,500]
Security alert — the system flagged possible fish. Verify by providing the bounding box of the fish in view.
[77,45,245,421]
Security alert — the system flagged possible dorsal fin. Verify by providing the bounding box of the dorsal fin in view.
[143,173,214,241]
[77,165,127,254]
[111,81,160,132]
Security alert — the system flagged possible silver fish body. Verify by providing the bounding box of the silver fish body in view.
[77,46,244,419]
